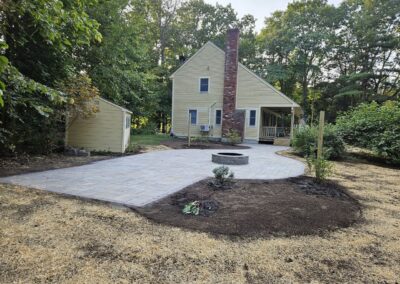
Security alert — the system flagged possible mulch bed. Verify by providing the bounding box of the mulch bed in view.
[138,176,361,238]
[161,139,250,150]
[0,154,112,177]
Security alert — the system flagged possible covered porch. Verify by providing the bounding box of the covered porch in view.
[259,106,301,146]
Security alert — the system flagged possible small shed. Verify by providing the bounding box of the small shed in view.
[66,97,132,153]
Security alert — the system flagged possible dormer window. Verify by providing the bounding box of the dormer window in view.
[200,77,209,93]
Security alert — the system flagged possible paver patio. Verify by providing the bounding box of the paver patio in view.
[0,144,304,207]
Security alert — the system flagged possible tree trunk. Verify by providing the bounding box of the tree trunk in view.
[161,112,166,133]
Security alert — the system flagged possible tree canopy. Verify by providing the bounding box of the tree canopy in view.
[0,0,399,154]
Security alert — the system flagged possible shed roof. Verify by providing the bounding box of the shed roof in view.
[98,97,132,114]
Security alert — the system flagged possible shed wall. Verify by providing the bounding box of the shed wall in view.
[66,99,124,153]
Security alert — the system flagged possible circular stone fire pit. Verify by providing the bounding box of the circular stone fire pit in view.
[212,152,249,165]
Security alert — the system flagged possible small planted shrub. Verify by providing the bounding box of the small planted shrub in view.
[182,201,200,215]
[226,129,241,145]
[191,136,209,143]
[209,165,234,189]
[181,200,219,216]
[306,152,334,183]
[292,125,345,160]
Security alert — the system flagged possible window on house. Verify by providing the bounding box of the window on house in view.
[125,115,131,129]
[249,110,256,126]
[189,109,197,125]
[215,109,222,126]
[200,78,209,93]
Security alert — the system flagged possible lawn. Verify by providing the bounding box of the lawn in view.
[1,153,399,282]
[130,134,173,146]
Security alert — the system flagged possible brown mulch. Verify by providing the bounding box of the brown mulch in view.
[0,154,112,177]
[138,176,361,238]
[161,139,250,149]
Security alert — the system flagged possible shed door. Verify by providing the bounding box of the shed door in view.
[124,114,131,150]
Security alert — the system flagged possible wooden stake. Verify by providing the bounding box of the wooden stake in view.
[187,112,191,147]
[317,111,325,160]
[290,107,295,141]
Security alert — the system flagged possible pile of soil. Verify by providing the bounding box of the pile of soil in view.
[138,176,361,238]
[161,139,249,150]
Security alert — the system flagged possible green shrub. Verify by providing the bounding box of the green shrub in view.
[191,136,209,143]
[131,122,159,135]
[226,129,241,145]
[182,201,200,215]
[306,151,334,183]
[292,125,345,160]
[336,101,400,164]
[210,166,234,189]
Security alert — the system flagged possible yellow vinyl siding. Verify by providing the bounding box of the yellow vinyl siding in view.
[236,65,293,107]
[171,42,299,141]
[172,42,225,138]
[66,99,124,152]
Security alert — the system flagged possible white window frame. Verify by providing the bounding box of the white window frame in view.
[199,77,210,93]
[214,108,222,126]
[248,109,257,127]
[188,109,198,125]
[125,114,131,129]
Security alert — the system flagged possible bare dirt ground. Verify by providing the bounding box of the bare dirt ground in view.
[0,154,112,177]
[161,138,250,150]
[1,153,399,283]
[0,146,171,177]
[139,177,361,238]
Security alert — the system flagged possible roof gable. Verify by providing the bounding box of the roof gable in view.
[98,97,132,114]
[170,42,224,78]
[170,41,299,107]
[238,63,299,107]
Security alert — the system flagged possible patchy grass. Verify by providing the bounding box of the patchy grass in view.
[130,134,173,146]
[1,154,400,282]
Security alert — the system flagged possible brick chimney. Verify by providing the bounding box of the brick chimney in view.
[222,28,243,140]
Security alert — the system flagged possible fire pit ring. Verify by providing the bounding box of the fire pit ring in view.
[212,152,249,165]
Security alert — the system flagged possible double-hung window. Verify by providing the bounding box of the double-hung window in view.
[249,110,256,127]
[200,78,209,93]
[215,109,222,126]
[189,109,197,125]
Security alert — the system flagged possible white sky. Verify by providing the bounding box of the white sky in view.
[204,0,343,32]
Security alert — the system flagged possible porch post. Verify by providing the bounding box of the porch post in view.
[290,107,295,141]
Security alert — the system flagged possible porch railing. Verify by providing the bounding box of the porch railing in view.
[260,127,290,138]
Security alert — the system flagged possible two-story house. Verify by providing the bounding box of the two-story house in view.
[170,28,301,145]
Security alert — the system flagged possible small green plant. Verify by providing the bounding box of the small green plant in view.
[191,136,209,143]
[210,165,234,188]
[182,201,200,215]
[306,148,333,183]
[226,129,241,145]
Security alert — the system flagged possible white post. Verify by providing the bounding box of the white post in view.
[187,112,191,147]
